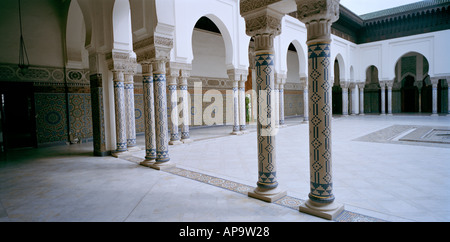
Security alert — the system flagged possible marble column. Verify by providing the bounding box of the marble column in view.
[387,80,393,115]
[179,68,193,143]
[239,76,248,133]
[139,63,157,166]
[241,5,287,202]
[113,70,128,153]
[167,65,182,145]
[380,81,386,115]
[124,68,137,148]
[296,0,344,220]
[150,59,174,169]
[431,77,439,116]
[359,83,365,115]
[341,81,349,116]
[301,77,309,122]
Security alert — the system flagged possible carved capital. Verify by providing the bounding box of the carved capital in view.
[152,59,166,74]
[106,50,130,72]
[133,35,173,64]
[295,0,340,43]
[227,69,248,83]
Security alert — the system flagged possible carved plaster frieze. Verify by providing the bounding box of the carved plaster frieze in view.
[240,0,282,15]
[105,50,131,72]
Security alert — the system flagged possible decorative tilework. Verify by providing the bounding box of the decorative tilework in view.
[143,75,156,160]
[35,93,68,143]
[114,80,127,152]
[134,94,145,134]
[255,53,278,189]
[124,82,136,147]
[307,43,334,203]
[68,94,92,140]
[153,73,170,162]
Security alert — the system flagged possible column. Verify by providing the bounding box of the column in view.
[415,81,423,113]
[179,68,193,143]
[124,64,137,148]
[113,70,128,153]
[387,80,393,115]
[431,77,439,116]
[167,65,182,145]
[380,81,386,115]
[239,76,248,133]
[149,59,174,170]
[301,77,309,122]
[359,83,365,115]
[228,69,242,135]
[139,63,157,166]
[279,82,286,126]
[341,81,349,116]
[89,72,108,156]
[241,4,287,202]
[296,0,344,220]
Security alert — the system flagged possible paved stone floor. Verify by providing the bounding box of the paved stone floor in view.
[0,114,449,222]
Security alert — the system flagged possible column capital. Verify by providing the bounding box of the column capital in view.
[357,82,365,89]
[227,69,248,82]
[166,62,180,86]
[106,50,130,72]
[340,81,350,89]
[430,77,440,86]
[386,80,394,88]
[133,35,173,64]
[152,59,167,74]
[295,0,340,43]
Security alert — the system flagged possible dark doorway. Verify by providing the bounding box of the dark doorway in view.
[401,75,419,112]
[0,82,37,151]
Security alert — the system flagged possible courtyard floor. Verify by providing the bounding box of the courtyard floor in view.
[0,114,449,222]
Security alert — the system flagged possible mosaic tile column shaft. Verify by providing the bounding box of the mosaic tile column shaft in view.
[380,82,386,115]
[296,0,344,220]
[248,33,286,202]
[167,70,181,145]
[306,41,335,204]
[279,84,285,125]
[232,81,240,134]
[359,84,365,115]
[124,73,136,147]
[113,71,127,152]
[152,60,170,163]
[141,64,156,161]
[239,80,247,131]
[179,69,191,142]
[387,81,393,115]
[431,78,439,116]
[89,73,107,156]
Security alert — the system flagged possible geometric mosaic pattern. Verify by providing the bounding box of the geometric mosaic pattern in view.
[255,52,278,189]
[34,93,68,144]
[142,75,157,160]
[307,43,335,203]
[114,80,128,152]
[153,73,170,162]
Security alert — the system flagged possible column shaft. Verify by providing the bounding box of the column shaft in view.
[380,84,386,115]
[124,74,136,147]
[342,87,349,116]
[432,82,438,116]
[239,80,247,131]
[303,86,309,122]
[387,86,393,115]
[141,64,156,162]
[152,60,171,164]
[113,71,127,152]
[179,69,192,143]
[231,81,240,134]
[359,85,365,115]
[279,84,285,125]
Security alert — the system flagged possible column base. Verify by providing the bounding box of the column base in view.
[111,150,130,158]
[299,199,345,220]
[240,130,250,134]
[431,113,438,117]
[387,113,393,116]
[140,159,155,167]
[302,119,309,124]
[144,161,176,171]
[181,138,193,144]
[231,131,243,135]
[359,114,365,116]
[248,186,287,203]
[169,140,183,145]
